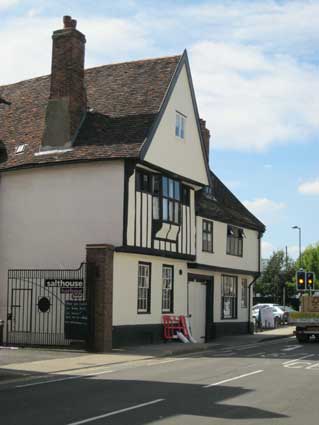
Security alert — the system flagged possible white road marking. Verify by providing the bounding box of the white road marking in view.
[203,369,264,388]
[281,345,302,352]
[284,361,314,369]
[16,369,115,388]
[65,399,165,425]
[282,354,315,365]
[146,358,185,366]
[306,363,319,370]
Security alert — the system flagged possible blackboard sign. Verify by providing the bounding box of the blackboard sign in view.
[64,301,88,340]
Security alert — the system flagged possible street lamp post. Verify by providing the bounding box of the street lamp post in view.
[292,225,302,268]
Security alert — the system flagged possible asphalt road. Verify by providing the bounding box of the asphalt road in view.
[1,337,319,424]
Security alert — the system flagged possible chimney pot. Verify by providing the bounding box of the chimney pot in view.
[63,15,76,29]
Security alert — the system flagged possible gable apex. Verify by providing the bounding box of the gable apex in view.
[140,50,211,186]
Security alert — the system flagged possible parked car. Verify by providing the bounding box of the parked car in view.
[253,303,285,328]
[278,305,297,323]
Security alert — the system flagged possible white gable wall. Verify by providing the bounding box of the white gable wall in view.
[144,64,208,185]
[0,161,124,322]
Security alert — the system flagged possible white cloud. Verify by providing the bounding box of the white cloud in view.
[0,16,152,85]
[1,1,319,153]
[261,240,276,258]
[0,0,19,10]
[298,178,319,195]
[243,198,286,224]
[190,41,319,151]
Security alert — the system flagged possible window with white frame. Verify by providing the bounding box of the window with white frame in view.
[241,278,248,308]
[137,262,151,313]
[175,112,186,139]
[162,265,174,313]
[221,275,238,319]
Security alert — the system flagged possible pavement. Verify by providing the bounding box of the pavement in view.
[0,326,294,385]
[0,327,317,425]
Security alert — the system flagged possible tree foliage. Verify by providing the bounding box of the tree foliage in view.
[298,243,319,281]
[255,249,296,301]
[256,244,319,303]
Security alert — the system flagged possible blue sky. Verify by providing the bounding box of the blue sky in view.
[1,0,319,258]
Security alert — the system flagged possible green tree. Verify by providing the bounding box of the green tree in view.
[255,250,296,302]
[299,243,319,288]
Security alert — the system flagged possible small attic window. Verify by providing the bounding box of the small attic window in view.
[175,112,186,139]
[16,144,26,154]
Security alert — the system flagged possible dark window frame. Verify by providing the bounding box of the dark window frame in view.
[161,264,174,313]
[221,274,238,319]
[136,170,153,194]
[162,176,181,225]
[137,262,152,314]
[241,278,248,308]
[202,219,214,253]
[226,225,244,257]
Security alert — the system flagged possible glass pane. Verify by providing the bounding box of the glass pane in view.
[175,114,180,137]
[169,179,174,198]
[153,176,160,195]
[153,197,159,219]
[169,200,174,221]
[163,199,168,220]
[174,203,179,224]
[174,181,180,200]
[181,116,185,138]
[162,177,168,197]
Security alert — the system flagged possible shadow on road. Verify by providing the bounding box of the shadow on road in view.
[0,373,288,425]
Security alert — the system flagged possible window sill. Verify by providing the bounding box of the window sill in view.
[202,250,214,254]
[226,252,243,258]
[137,311,151,315]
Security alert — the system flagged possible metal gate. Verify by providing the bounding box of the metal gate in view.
[6,263,89,347]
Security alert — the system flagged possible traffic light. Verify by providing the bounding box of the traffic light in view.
[296,270,306,291]
[306,272,315,290]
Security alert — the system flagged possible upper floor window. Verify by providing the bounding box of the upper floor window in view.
[136,170,152,193]
[181,185,190,206]
[162,176,180,224]
[202,219,213,253]
[175,112,186,139]
[162,265,174,313]
[226,225,244,257]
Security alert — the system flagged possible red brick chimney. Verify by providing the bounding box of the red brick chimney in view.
[42,16,87,149]
[199,118,211,163]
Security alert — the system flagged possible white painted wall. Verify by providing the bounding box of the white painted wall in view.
[144,64,208,185]
[113,252,188,326]
[196,217,260,272]
[188,270,254,324]
[0,161,124,322]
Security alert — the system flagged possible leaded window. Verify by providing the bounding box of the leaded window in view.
[162,176,180,224]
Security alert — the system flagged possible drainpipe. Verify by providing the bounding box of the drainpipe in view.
[248,232,262,333]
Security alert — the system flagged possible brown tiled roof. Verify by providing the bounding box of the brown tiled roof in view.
[196,172,266,232]
[0,55,181,171]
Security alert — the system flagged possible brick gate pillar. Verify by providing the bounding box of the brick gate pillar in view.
[86,244,114,352]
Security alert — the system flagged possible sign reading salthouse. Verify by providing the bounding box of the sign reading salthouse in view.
[44,279,84,288]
